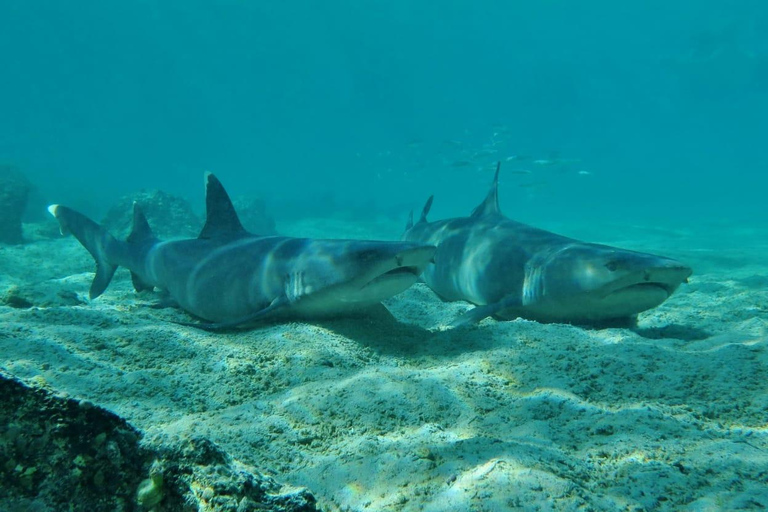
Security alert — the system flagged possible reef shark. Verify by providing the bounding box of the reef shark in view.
[403,163,692,327]
[48,173,436,329]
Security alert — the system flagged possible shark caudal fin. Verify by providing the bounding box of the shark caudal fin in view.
[470,161,502,218]
[48,205,119,299]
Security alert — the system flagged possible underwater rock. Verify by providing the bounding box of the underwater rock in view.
[0,165,32,244]
[1,283,85,309]
[0,371,319,512]
[1,285,36,309]
[101,190,277,239]
[102,189,201,240]
[232,196,277,235]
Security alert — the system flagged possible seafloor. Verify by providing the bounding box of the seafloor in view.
[1,215,766,511]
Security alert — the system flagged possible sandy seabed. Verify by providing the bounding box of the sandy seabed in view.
[1,217,767,511]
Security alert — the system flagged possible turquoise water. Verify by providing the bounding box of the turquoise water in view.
[2,1,766,226]
[2,4,768,510]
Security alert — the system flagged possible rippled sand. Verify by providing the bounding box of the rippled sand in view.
[1,218,766,511]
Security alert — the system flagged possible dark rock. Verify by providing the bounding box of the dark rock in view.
[0,371,320,512]
[1,284,85,309]
[233,197,277,235]
[0,165,32,244]
[0,286,35,308]
[101,190,278,240]
[102,189,201,240]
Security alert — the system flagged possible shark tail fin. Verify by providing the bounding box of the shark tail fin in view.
[470,161,502,218]
[48,205,119,299]
[418,195,434,224]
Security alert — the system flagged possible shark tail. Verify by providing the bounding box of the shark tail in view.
[48,205,120,299]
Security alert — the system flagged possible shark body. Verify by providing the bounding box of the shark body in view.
[402,163,692,327]
[49,174,435,329]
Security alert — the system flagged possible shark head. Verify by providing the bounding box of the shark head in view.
[283,240,436,316]
[521,243,692,323]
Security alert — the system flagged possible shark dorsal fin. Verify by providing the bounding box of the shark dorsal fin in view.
[470,161,501,218]
[419,195,434,224]
[198,172,248,239]
[127,202,155,244]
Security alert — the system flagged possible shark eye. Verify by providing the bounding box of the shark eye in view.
[356,250,379,263]
[604,261,619,272]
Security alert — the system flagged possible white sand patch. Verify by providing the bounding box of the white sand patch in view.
[1,219,767,510]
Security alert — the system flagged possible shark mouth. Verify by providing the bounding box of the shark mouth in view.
[609,281,674,297]
[362,266,421,289]
[601,263,692,300]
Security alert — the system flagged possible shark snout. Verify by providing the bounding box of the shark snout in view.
[394,244,436,271]
[601,257,692,298]
[338,243,436,305]
[358,243,435,289]
[647,261,692,292]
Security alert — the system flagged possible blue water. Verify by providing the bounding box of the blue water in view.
[1,1,767,225]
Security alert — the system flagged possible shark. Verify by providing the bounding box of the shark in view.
[402,163,692,327]
[48,173,436,329]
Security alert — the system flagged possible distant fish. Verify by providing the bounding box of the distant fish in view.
[406,139,424,148]
[443,140,463,147]
[533,158,581,166]
[518,182,548,188]
[452,160,473,167]
[472,149,498,159]
[508,170,533,175]
[577,170,593,176]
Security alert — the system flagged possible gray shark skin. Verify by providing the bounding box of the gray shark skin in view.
[48,173,436,329]
[402,163,692,327]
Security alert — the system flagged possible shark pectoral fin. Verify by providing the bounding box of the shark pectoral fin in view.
[448,296,522,328]
[176,297,291,332]
[148,296,179,309]
[130,272,154,293]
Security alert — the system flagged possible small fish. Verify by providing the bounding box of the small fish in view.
[508,170,532,175]
[443,140,463,147]
[452,160,473,167]
[472,149,498,159]
[577,170,592,176]
[533,158,581,166]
